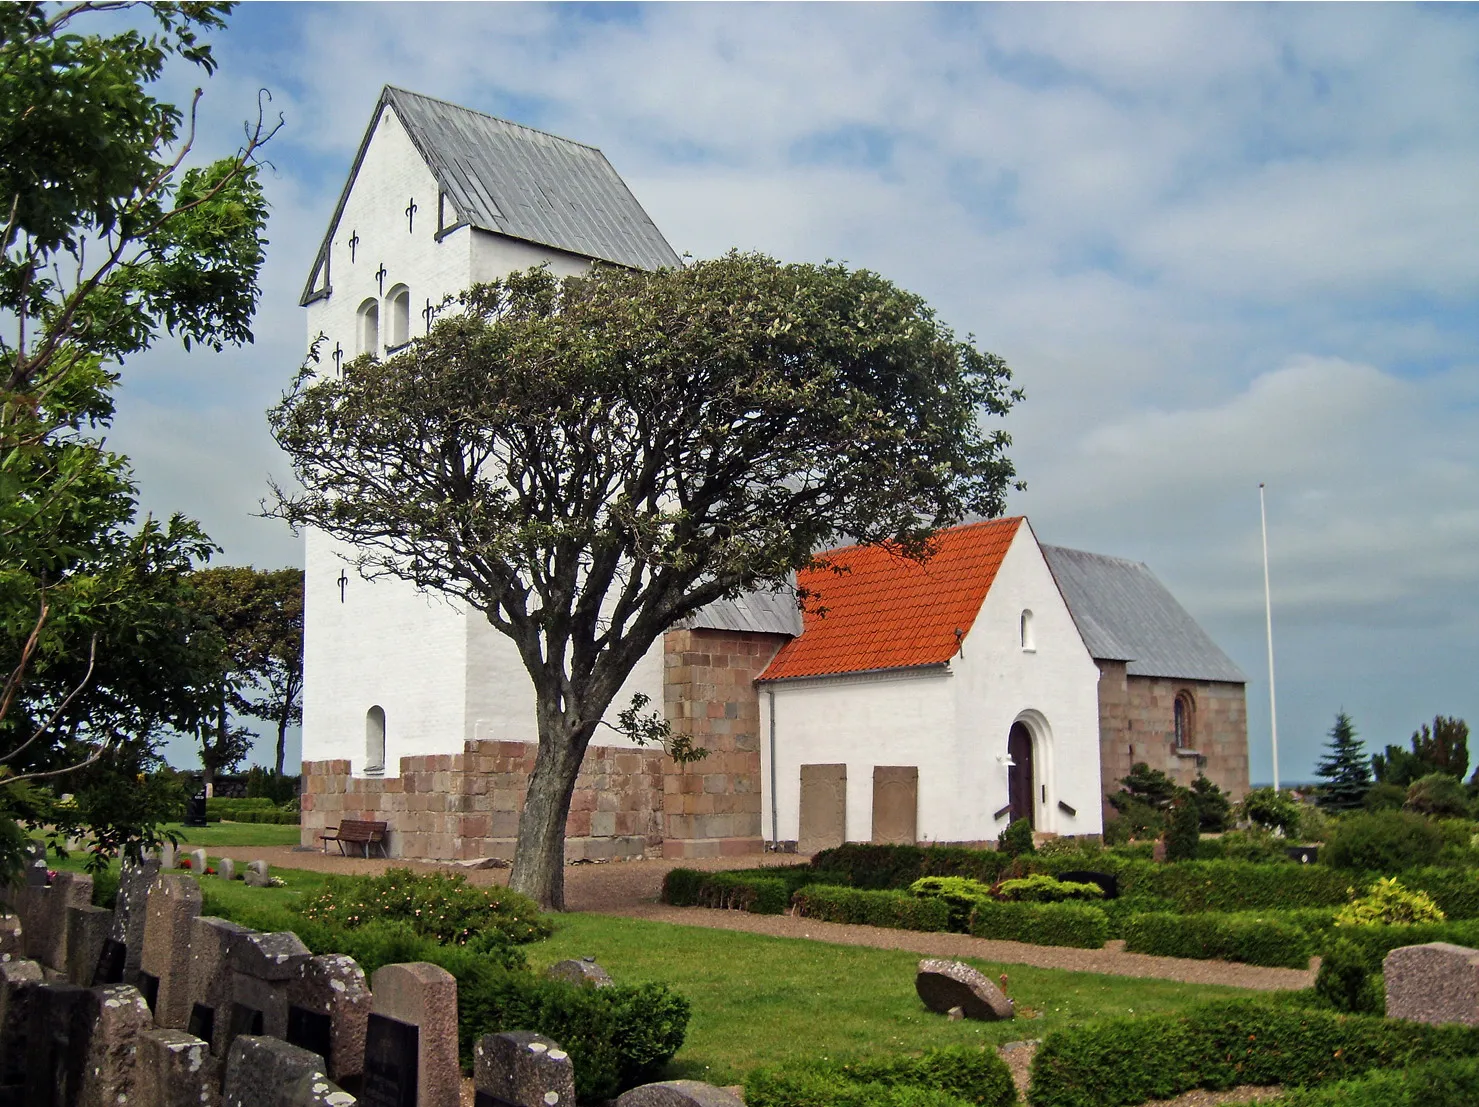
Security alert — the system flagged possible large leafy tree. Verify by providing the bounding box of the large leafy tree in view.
[270,254,1022,908]
[1315,711,1371,813]
[1372,715,1470,788]
[0,2,276,873]
[189,566,304,780]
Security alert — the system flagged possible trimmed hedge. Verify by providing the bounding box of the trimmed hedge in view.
[660,867,838,915]
[792,885,951,932]
[1121,911,1313,968]
[810,844,1009,889]
[1027,997,1479,1107]
[1279,1055,1479,1107]
[746,1045,1016,1107]
[968,900,1108,949]
[1400,866,1479,919]
[1317,918,1479,972]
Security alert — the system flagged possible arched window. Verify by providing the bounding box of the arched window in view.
[1174,692,1194,749]
[387,285,411,349]
[357,298,380,357]
[1019,609,1035,651]
[365,705,386,775]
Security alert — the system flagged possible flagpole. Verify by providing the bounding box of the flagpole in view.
[1259,483,1280,792]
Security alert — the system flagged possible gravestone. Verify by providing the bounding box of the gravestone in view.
[136,1028,221,1107]
[0,959,44,1093]
[369,962,459,1107]
[23,981,92,1107]
[139,873,202,1028]
[221,1033,354,1107]
[219,858,237,883]
[0,914,22,962]
[362,1013,418,1107]
[24,839,48,886]
[226,930,311,1052]
[245,860,271,888]
[1055,871,1118,900]
[473,1031,575,1107]
[75,983,153,1107]
[544,956,613,989]
[184,789,209,829]
[111,856,161,985]
[159,842,176,871]
[1385,942,1479,1025]
[614,1082,746,1107]
[190,848,209,876]
[915,959,1014,1020]
[186,916,252,1054]
[65,905,111,986]
[15,870,94,973]
[287,953,372,1085]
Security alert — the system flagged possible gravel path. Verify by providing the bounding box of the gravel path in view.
[208,846,1313,992]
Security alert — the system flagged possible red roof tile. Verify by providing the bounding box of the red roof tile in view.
[760,518,1024,681]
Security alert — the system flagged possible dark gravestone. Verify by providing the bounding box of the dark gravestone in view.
[362,1012,419,1107]
[1286,846,1318,865]
[229,1002,264,1040]
[287,1004,333,1063]
[915,959,1014,1021]
[188,1001,216,1044]
[139,971,160,1013]
[24,841,48,887]
[184,790,209,829]
[24,983,90,1107]
[1056,870,1118,899]
[93,938,127,986]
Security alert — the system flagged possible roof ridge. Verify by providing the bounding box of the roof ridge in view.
[813,516,1025,562]
[384,85,605,154]
[1039,543,1149,572]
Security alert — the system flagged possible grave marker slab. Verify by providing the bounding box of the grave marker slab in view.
[159,843,176,871]
[16,870,94,972]
[915,959,1014,1021]
[226,930,310,1051]
[0,914,22,962]
[187,916,252,1054]
[190,848,209,876]
[219,858,236,883]
[76,983,153,1107]
[136,1028,221,1107]
[112,856,161,985]
[23,981,91,1107]
[287,953,372,1084]
[1385,942,1479,1025]
[222,1034,354,1107]
[614,1082,746,1107]
[139,873,202,1028]
[473,1030,575,1107]
[370,962,459,1107]
[24,840,48,886]
[0,959,44,1092]
[362,1013,418,1107]
[544,956,613,989]
[244,860,272,888]
[64,904,111,986]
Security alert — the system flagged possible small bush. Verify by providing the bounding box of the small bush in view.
[695,872,791,915]
[995,874,1103,903]
[1322,809,1445,872]
[1334,877,1445,927]
[1318,918,1479,974]
[1405,773,1470,818]
[997,818,1035,857]
[660,868,706,906]
[1165,791,1201,862]
[793,885,950,932]
[1237,787,1302,835]
[746,1045,1016,1107]
[1104,798,1164,843]
[1363,782,1408,811]
[968,899,1108,948]
[1315,937,1385,1014]
[1280,1056,1479,1107]
[1121,911,1312,968]
[297,868,550,946]
[908,876,996,931]
[90,867,120,910]
[1195,828,1291,863]
[1401,865,1479,919]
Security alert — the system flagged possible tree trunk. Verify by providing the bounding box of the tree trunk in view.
[275,710,288,777]
[508,709,592,911]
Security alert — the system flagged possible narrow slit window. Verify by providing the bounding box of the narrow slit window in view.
[365,705,386,774]
[1174,693,1194,749]
[387,285,410,349]
[1020,609,1035,651]
[357,298,379,357]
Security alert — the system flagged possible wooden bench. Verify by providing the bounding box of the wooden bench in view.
[319,819,389,858]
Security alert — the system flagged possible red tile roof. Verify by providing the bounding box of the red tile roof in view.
[759,517,1025,681]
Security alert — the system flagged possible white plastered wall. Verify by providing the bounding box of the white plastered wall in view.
[758,522,1104,844]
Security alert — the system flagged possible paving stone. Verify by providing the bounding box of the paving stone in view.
[473,1030,576,1107]
[915,959,1014,1021]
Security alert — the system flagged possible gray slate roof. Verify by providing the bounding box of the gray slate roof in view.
[685,588,803,637]
[1041,545,1246,684]
[302,86,680,304]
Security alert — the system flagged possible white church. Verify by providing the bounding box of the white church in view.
[296,88,1248,862]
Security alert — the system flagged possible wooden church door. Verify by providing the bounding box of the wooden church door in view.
[1007,722,1035,829]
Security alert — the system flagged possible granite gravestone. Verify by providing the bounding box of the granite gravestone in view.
[915,959,1014,1021]
[0,960,44,1094]
[190,848,209,876]
[1385,942,1479,1026]
[544,956,613,989]
[136,1028,221,1107]
[186,916,252,1054]
[23,981,91,1107]
[369,962,459,1107]
[64,904,111,986]
[244,860,272,888]
[75,983,153,1107]
[139,873,202,1027]
[613,1082,747,1107]
[111,856,161,985]
[219,858,236,883]
[0,914,22,963]
[184,789,209,829]
[221,1034,355,1107]
[226,930,310,1053]
[361,1014,419,1107]
[286,953,372,1086]
[473,1031,575,1107]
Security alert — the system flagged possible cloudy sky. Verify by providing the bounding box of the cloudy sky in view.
[116,3,1479,782]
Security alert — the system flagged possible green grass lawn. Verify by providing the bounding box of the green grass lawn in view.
[525,912,1266,1084]
[164,821,304,848]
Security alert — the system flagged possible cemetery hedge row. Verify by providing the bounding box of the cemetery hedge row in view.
[791,885,952,932]
[1026,997,1479,1107]
[1277,1055,1479,1107]
[966,900,1108,949]
[744,1044,1017,1107]
[1120,912,1312,969]
[1312,918,1479,973]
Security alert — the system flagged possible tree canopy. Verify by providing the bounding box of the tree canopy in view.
[1,2,275,873]
[1372,715,1470,788]
[270,253,1023,907]
[1315,711,1371,813]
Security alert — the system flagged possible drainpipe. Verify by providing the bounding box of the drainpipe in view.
[767,688,779,848]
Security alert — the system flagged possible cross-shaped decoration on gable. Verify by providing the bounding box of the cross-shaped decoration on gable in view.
[376,264,387,295]
[331,342,344,375]
[405,198,418,234]
[422,298,434,334]
[337,570,348,603]
[348,230,360,263]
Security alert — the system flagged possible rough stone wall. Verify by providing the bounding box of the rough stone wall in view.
[300,740,664,862]
[660,628,788,859]
[1097,661,1250,817]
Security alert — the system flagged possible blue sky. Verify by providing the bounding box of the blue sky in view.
[116,3,1479,783]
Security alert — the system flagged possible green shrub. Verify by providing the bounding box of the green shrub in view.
[1322,809,1445,872]
[746,1045,1016,1107]
[1237,787,1302,835]
[995,874,1103,902]
[1364,782,1408,811]
[1279,1055,1479,1107]
[1165,791,1201,862]
[1027,997,1479,1107]
[968,899,1108,948]
[1190,774,1232,832]
[1401,865,1479,919]
[244,766,300,805]
[809,844,1008,890]
[793,885,950,932]
[997,818,1035,858]
[1318,918,1479,974]
[1315,937,1385,1014]
[90,867,120,910]
[1334,876,1445,927]
[695,872,791,915]
[1146,859,1351,912]
[1405,773,1470,818]
[1035,836,1104,862]
[908,876,995,931]
[1195,828,1292,863]
[1121,911,1312,968]
[297,868,550,946]
[660,868,707,906]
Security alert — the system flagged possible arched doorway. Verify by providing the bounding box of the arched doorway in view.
[1007,721,1035,828]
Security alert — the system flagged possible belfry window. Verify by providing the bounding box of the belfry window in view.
[387,285,411,349]
[1174,693,1195,749]
[1019,609,1035,651]
[357,298,380,357]
[365,705,386,774]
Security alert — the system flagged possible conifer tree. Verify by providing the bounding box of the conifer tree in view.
[1316,711,1371,812]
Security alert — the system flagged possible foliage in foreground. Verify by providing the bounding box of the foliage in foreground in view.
[1279,1054,1479,1107]
[746,1045,1016,1107]
[296,868,551,946]
[1321,810,1445,872]
[1333,876,1445,928]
